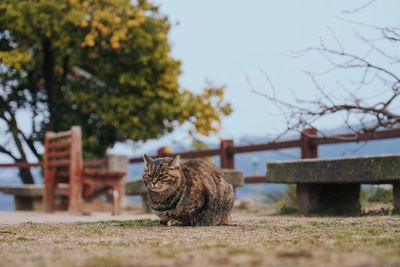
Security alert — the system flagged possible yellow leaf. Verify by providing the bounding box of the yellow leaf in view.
[127,19,140,28]
[203,108,212,116]
[182,110,190,117]
[113,16,122,24]
[111,41,120,49]
[111,35,119,42]
[84,34,95,46]
[92,20,100,28]
[82,1,90,8]
[0,50,32,70]
[87,40,95,47]
[80,20,89,28]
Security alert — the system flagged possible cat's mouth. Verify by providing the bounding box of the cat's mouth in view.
[148,185,169,193]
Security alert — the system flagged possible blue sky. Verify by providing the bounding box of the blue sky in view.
[149,0,399,140]
[4,0,399,159]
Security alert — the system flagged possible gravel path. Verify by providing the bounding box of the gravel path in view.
[1,209,400,267]
[0,211,156,225]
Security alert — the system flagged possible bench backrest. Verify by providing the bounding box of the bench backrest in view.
[44,126,83,185]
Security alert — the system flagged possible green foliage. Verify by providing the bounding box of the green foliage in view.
[0,0,232,159]
[273,185,298,215]
[274,185,393,215]
[361,185,393,204]
[279,205,298,215]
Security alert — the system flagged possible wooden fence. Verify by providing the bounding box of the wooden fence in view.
[129,128,400,184]
[2,128,400,184]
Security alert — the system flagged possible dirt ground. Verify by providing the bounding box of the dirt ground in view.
[0,208,400,267]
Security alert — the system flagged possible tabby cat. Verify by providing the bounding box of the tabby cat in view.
[142,155,234,226]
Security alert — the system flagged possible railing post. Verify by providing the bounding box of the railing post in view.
[297,128,319,214]
[44,131,55,213]
[68,126,83,214]
[300,128,318,159]
[220,139,234,169]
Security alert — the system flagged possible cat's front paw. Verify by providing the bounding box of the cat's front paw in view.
[167,219,183,226]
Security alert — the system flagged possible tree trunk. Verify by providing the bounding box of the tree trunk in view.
[42,37,56,131]
[18,166,35,184]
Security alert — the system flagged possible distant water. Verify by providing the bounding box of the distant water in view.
[0,168,43,211]
[1,137,400,210]
[0,161,286,211]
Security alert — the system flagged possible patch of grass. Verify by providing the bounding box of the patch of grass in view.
[84,255,122,267]
[331,232,353,241]
[276,249,313,259]
[154,248,176,258]
[376,238,400,246]
[16,236,34,242]
[279,205,298,215]
[201,243,228,250]
[91,219,160,228]
[201,243,256,256]
[365,228,385,236]
[226,247,255,256]
[285,224,306,231]
[90,228,104,235]
[387,250,400,257]
[308,221,341,228]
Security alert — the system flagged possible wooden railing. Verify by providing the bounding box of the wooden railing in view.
[2,128,400,184]
[129,128,400,184]
[0,159,105,169]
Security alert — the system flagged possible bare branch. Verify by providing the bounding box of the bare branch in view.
[255,22,400,141]
[0,144,18,161]
[341,0,377,14]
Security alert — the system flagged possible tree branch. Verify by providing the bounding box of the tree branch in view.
[0,144,18,161]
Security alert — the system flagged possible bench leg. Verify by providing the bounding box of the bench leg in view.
[393,182,400,214]
[112,183,123,216]
[15,196,33,211]
[141,194,151,213]
[296,184,318,215]
[15,196,44,211]
[68,174,82,214]
[44,169,56,213]
[296,183,360,215]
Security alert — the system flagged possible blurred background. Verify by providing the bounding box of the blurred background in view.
[0,0,399,211]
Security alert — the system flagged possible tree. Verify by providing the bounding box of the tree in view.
[0,0,232,184]
[251,1,399,140]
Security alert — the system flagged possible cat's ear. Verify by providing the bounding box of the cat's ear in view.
[169,155,180,169]
[143,154,154,167]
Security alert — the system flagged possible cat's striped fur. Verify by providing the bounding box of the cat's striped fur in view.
[143,155,234,226]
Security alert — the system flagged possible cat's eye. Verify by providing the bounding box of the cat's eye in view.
[159,174,170,180]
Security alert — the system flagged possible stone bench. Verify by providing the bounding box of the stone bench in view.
[0,184,67,211]
[125,169,244,213]
[1,169,244,212]
[267,154,400,215]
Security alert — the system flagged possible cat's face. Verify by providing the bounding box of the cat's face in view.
[142,155,181,193]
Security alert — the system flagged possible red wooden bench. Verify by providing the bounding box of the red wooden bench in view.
[44,126,125,215]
